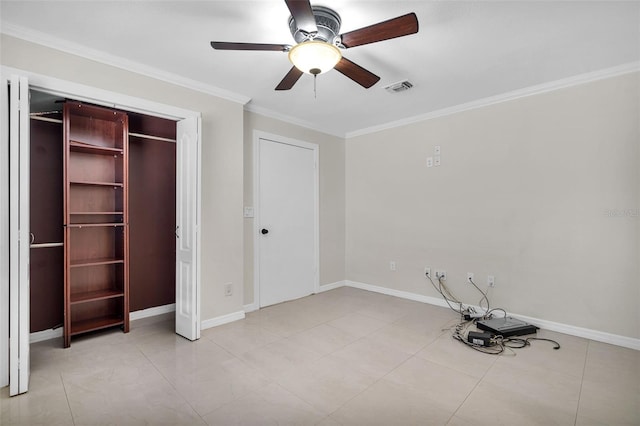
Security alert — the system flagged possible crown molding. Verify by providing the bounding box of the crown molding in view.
[1,22,251,105]
[346,62,640,139]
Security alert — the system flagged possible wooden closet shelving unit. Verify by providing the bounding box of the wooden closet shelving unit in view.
[63,102,129,347]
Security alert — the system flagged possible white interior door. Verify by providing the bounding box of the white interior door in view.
[175,116,200,340]
[257,137,318,307]
[9,75,30,395]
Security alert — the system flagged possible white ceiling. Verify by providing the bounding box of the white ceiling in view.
[1,1,639,137]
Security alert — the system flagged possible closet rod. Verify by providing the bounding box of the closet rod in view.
[30,116,63,124]
[31,242,64,249]
[129,132,176,143]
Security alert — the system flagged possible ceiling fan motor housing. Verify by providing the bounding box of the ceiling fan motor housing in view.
[289,6,342,45]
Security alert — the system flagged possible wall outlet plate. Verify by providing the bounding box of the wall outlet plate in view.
[390,261,397,271]
[487,275,495,287]
[424,267,431,277]
[436,270,447,280]
[224,282,233,296]
[467,272,474,282]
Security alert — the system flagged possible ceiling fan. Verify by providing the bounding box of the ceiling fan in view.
[210,0,419,91]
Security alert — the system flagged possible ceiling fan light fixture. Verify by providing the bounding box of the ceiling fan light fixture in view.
[288,41,342,75]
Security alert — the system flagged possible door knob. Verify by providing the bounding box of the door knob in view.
[261,228,269,235]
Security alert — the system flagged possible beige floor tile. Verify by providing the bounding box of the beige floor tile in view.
[171,357,272,417]
[0,375,74,426]
[64,373,204,425]
[384,356,480,412]
[203,320,283,356]
[583,340,640,388]
[276,355,378,415]
[327,312,388,338]
[202,383,325,426]
[367,322,441,354]
[239,337,323,380]
[331,337,412,379]
[415,332,498,378]
[496,329,588,378]
[456,381,577,425]
[330,379,454,425]
[576,378,640,425]
[286,324,359,356]
[484,355,582,412]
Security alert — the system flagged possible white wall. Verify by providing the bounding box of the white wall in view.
[1,34,246,322]
[243,111,346,306]
[346,72,639,339]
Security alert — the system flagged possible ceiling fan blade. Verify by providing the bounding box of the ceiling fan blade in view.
[275,66,304,90]
[340,13,419,48]
[210,41,290,51]
[334,57,380,89]
[284,0,318,34]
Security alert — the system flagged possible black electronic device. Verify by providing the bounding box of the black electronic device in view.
[476,317,538,338]
[467,331,494,346]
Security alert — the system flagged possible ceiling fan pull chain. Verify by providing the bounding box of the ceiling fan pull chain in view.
[314,73,317,99]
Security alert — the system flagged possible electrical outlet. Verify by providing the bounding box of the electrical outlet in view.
[390,261,396,271]
[435,270,447,280]
[426,157,433,168]
[467,272,474,283]
[224,282,233,296]
[424,267,431,277]
[487,275,495,287]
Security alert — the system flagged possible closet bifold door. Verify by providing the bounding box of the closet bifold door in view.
[63,102,129,347]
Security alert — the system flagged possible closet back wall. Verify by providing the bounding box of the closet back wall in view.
[128,113,176,312]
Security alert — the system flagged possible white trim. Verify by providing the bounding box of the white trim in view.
[346,62,640,139]
[318,281,346,293]
[0,67,203,386]
[0,72,10,387]
[344,280,640,351]
[253,131,320,309]
[129,303,176,321]
[244,104,343,139]
[2,66,198,121]
[29,328,63,344]
[243,303,259,313]
[201,311,246,330]
[1,23,251,106]
[28,304,177,344]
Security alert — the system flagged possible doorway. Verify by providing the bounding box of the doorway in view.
[254,132,319,308]
[1,69,202,394]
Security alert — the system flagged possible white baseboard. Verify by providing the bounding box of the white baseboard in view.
[344,280,640,351]
[201,310,245,330]
[244,303,258,313]
[130,303,175,321]
[318,280,346,292]
[30,328,63,343]
[29,304,177,343]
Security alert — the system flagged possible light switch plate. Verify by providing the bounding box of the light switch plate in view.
[434,156,441,166]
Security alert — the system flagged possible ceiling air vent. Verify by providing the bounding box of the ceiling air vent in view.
[384,80,413,93]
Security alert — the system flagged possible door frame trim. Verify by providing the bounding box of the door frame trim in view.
[252,130,319,309]
[0,66,202,387]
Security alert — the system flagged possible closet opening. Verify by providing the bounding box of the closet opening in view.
[29,89,177,344]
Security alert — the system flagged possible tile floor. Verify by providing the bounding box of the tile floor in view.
[1,287,639,425]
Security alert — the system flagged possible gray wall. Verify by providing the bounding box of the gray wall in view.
[346,72,639,338]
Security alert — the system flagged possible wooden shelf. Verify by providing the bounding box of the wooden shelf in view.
[70,289,124,305]
[70,140,123,155]
[70,257,124,268]
[70,212,123,215]
[67,223,124,228]
[70,315,124,336]
[70,180,123,187]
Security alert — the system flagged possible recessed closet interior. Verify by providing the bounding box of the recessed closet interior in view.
[29,89,177,343]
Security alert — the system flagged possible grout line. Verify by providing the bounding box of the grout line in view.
[445,348,500,424]
[574,340,591,426]
[59,372,77,426]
